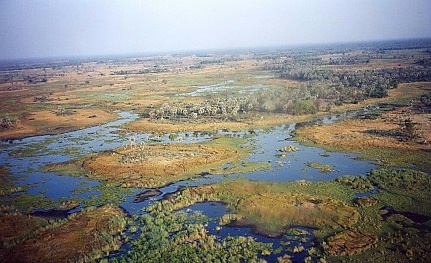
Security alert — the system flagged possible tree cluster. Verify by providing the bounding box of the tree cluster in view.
[279,65,431,99]
[149,97,244,121]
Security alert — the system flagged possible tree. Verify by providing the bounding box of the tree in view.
[400,117,417,140]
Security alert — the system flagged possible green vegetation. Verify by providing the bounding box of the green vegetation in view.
[42,158,87,177]
[0,167,27,197]
[9,137,57,158]
[156,178,359,237]
[277,145,299,152]
[306,162,335,173]
[334,175,374,192]
[110,205,272,262]
[323,168,431,262]
[132,168,431,262]
[7,193,59,214]
[1,40,431,262]
[72,182,134,207]
[368,168,431,215]
[212,161,272,175]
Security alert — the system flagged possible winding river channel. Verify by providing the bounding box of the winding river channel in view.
[0,110,378,261]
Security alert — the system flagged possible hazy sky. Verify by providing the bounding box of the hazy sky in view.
[1,0,431,60]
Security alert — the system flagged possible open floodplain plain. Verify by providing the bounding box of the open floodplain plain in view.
[1,40,431,262]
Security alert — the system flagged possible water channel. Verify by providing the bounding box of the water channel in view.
[0,110,378,261]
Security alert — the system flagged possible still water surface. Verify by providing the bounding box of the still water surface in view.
[0,110,378,260]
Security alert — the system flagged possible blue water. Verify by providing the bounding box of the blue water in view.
[183,202,316,262]
[242,124,377,182]
[0,110,379,261]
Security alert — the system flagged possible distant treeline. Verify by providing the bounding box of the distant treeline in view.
[279,66,431,98]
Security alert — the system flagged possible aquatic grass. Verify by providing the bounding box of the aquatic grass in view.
[78,182,134,207]
[160,177,359,237]
[9,137,58,158]
[7,193,59,213]
[108,208,272,263]
[0,169,28,197]
[305,162,335,173]
[42,158,88,177]
[278,145,299,152]
[335,175,374,192]
[212,161,271,175]
[365,168,431,216]
[368,168,431,200]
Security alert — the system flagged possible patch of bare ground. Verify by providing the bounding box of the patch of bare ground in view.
[0,108,116,139]
[2,205,127,263]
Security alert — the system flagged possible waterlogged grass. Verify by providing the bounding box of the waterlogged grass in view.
[298,136,431,172]
[0,168,27,197]
[108,205,272,262]
[321,168,431,262]
[9,137,58,158]
[211,161,271,175]
[153,177,359,238]
[359,147,431,171]
[278,145,299,152]
[188,178,358,237]
[73,182,134,207]
[305,162,335,173]
[7,193,59,213]
[368,168,431,216]
[141,168,431,262]
[43,158,88,177]
[294,91,431,173]
[334,175,375,192]
[9,137,83,159]
[6,160,431,261]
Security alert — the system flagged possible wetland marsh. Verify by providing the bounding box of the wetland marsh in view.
[1,40,431,262]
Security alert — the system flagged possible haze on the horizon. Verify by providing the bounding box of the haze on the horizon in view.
[1,0,431,60]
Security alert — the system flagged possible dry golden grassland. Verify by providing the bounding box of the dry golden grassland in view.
[295,82,431,171]
[1,205,127,263]
[0,108,116,139]
[1,46,430,262]
[45,136,267,188]
[0,56,308,139]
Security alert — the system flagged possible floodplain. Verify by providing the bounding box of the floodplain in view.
[1,39,431,262]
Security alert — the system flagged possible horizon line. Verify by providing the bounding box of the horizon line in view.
[1,37,431,64]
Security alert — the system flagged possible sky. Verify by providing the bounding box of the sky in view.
[1,0,431,60]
